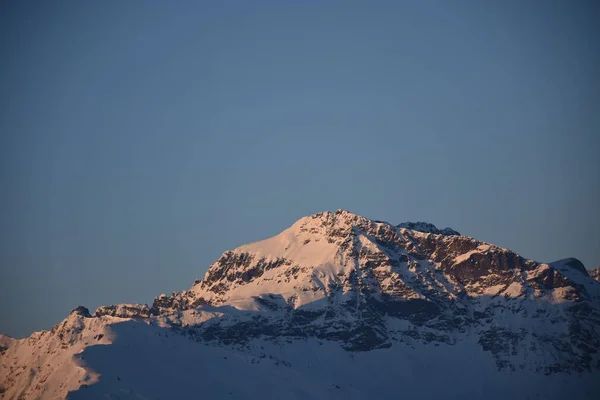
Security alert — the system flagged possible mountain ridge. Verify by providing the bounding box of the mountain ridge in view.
[1,210,599,399]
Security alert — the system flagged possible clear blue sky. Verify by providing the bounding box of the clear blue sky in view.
[1,0,599,338]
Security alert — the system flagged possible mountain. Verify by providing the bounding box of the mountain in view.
[2,210,599,399]
[590,267,600,282]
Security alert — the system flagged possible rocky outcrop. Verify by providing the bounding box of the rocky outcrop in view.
[70,306,92,318]
[94,304,151,319]
[397,221,460,236]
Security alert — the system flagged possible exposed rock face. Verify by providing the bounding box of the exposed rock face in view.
[94,304,151,319]
[70,306,92,318]
[590,267,600,282]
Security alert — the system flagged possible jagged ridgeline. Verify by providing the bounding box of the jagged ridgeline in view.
[2,210,600,399]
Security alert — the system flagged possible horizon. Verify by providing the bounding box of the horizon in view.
[1,1,599,339]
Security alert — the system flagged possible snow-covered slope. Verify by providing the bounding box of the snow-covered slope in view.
[2,210,600,399]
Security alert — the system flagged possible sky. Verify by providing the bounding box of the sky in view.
[1,0,599,338]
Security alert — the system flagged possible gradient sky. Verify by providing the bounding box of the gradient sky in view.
[1,0,599,338]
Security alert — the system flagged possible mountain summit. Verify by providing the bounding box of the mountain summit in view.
[2,210,599,399]
[396,221,460,236]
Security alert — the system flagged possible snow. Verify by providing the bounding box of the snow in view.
[4,318,598,400]
[503,282,525,298]
[454,244,492,264]
[550,258,600,300]
[0,315,120,399]
[3,313,597,400]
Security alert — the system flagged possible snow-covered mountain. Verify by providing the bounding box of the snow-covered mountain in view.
[2,210,600,399]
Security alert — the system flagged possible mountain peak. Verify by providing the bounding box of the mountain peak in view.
[69,305,92,318]
[549,257,587,274]
[397,221,461,236]
[305,209,368,225]
[295,211,461,237]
